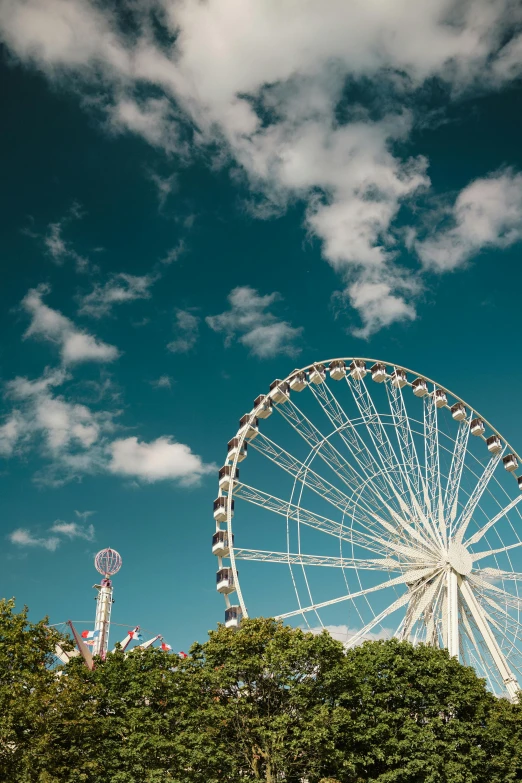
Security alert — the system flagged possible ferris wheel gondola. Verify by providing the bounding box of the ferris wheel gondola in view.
[212,358,522,700]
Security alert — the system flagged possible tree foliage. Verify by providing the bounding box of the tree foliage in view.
[1,599,522,783]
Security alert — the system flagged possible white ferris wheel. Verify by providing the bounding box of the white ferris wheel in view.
[212,358,522,700]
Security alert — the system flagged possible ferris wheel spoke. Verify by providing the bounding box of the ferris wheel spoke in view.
[249,432,422,546]
[399,572,445,642]
[464,495,522,547]
[385,379,425,502]
[423,391,444,546]
[249,433,369,520]
[453,450,505,543]
[233,482,437,563]
[444,419,471,535]
[458,576,519,697]
[474,567,522,583]
[275,565,441,620]
[471,540,522,562]
[306,381,395,506]
[346,591,414,648]
[274,396,395,516]
[232,548,404,570]
[345,375,414,515]
[232,482,387,555]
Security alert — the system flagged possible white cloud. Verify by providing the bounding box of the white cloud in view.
[416,169,522,272]
[78,273,157,318]
[74,509,95,520]
[160,240,186,265]
[167,309,199,354]
[8,528,60,551]
[206,286,302,358]
[22,284,120,363]
[0,412,25,456]
[108,435,215,485]
[1,1,522,333]
[49,520,95,540]
[42,202,88,271]
[150,375,173,389]
[1,367,116,482]
[8,516,95,552]
[148,170,178,209]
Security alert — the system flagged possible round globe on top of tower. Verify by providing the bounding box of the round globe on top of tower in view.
[94,547,122,577]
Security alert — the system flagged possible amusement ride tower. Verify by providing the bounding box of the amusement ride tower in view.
[92,547,122,658]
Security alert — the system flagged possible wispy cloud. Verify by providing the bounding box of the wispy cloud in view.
[167,309,199,354]
[1,367,117,483]
[41,201,90,272]
[1,364,213,487]
[206,286,302,358]
[2,1,522,335]
[8,516,96,552]
[8,528,60,551]
[77,273,157,318]
[22,284,120,364]
[108,436,215,485]
[150,375,173,389]
[49,520,95,540]
[160,240,186,265]
[416,169,522,272]
[74,510,95,520]
[147,170,178,209]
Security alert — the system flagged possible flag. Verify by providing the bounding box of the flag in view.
[178,651,188,659]
[81,630,100,639]
[161,642,172,651]
[129,630,142,640]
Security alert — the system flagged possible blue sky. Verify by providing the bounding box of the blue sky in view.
[1,0,522,652]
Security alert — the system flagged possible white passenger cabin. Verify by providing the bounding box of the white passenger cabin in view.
[212,530,233,557]
[216,568,236,594]
[269,380,290,404]
[309,364,326,384]
[349,360,367,380]
[470,418,485,437]
[412,378,428,397]
[371,363,386,383]
[254,394,273,419]
[451,402,467,421]
[486,435,502,455]
[225,606,243,628]
[238,414,258,440]
[213,497,234,523]
[329,360,346,380]
[503,454,518,472]
[219,465,239,492]
[434,389,447,408]
[289,371,307,391]
[228,438,247,462]
[391,368,407,388]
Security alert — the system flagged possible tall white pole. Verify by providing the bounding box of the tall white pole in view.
[93,577,113,658]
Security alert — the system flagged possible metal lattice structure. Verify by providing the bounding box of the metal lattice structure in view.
[95,547,122,577]
[213,358,522,700]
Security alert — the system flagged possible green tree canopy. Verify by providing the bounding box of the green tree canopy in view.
[1,601,522,783]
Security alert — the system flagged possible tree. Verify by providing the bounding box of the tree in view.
[187,617,347,782]
[2,602,521,783]
[0,598,73,782]
[329,638,503,783]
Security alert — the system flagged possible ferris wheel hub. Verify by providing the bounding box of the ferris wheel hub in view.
[446,541,473,576]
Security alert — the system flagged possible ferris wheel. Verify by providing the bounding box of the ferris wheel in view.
[212,358,522,700]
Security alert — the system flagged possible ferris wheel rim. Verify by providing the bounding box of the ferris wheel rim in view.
[217,356,522,698]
